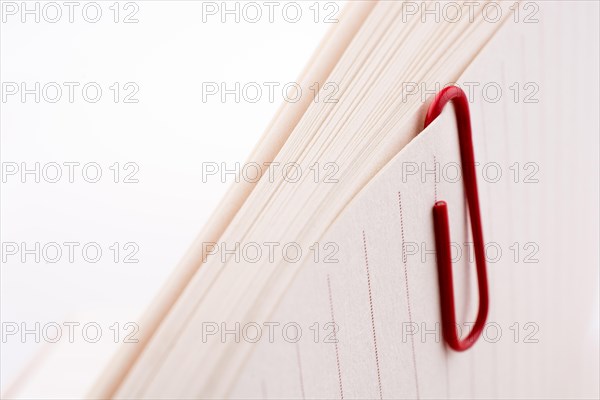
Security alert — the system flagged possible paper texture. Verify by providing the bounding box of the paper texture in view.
[229,3,599,399]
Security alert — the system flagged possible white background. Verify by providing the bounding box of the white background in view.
[0,0,344,390]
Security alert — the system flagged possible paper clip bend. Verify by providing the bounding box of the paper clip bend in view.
[423,86,489,352]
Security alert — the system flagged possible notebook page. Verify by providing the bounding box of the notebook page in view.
[114,2,519,397]
[228,2,599,399]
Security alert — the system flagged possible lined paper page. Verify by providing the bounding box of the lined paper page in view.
[229,3,599,399]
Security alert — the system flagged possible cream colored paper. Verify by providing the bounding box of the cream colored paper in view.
[228,3,599,399]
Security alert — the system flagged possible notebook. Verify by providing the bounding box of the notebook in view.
[5,1,599,399]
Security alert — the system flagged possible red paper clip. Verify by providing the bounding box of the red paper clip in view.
[423,86,489,352]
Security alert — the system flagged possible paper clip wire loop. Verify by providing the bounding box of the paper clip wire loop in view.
[423,86,489,352]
